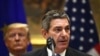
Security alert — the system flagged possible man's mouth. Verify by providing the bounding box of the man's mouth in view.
[58,40,67,43]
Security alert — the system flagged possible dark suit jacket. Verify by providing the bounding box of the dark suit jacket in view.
[23,47,91,56]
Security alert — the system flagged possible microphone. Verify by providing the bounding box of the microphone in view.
[47,37,56,56]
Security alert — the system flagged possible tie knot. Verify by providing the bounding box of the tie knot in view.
[56,54,60,56]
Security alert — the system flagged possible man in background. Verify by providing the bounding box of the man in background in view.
[3,23,30,56]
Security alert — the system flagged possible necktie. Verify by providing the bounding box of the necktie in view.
[56,54,60,56]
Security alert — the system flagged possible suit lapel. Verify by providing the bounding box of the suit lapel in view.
[65,47,73,56]
[41,47,48,56]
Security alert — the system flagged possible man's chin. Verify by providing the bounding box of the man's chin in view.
[57,44,68,49]
[60,46,67,49]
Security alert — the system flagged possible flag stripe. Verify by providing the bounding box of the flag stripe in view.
[95,44,100,54]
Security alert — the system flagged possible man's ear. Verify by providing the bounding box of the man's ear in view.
[41,29,48,39]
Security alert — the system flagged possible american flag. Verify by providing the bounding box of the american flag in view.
[64,0,100,56]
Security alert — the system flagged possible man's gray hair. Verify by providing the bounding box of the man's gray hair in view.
[41,10,70,31]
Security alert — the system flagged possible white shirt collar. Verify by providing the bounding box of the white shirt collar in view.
[47,48,66,56]
[9,52,14,56]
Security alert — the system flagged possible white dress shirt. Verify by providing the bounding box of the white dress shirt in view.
[47,48,66,56]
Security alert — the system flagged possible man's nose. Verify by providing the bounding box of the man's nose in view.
[15,34,20,41]
[61,30,67,36]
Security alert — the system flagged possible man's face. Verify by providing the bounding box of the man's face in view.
[4,28,29,52]
[45,18,70,50]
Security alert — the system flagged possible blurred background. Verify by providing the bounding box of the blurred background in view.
[24,0,65,45]
[0,0,99,56]
[90,0,100,41]
[24,0,100,45]
[23,1,100,55]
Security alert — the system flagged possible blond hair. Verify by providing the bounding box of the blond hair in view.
[3,23,29,36]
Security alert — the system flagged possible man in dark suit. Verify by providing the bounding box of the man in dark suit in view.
[23,10,90,56]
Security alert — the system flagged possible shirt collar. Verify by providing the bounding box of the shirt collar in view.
[47,48,66,56]
[9,52,14,56]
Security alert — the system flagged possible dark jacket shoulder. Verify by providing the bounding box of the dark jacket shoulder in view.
[23,47,47,56]
[66,47,91,56]
[23,47,91,56]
